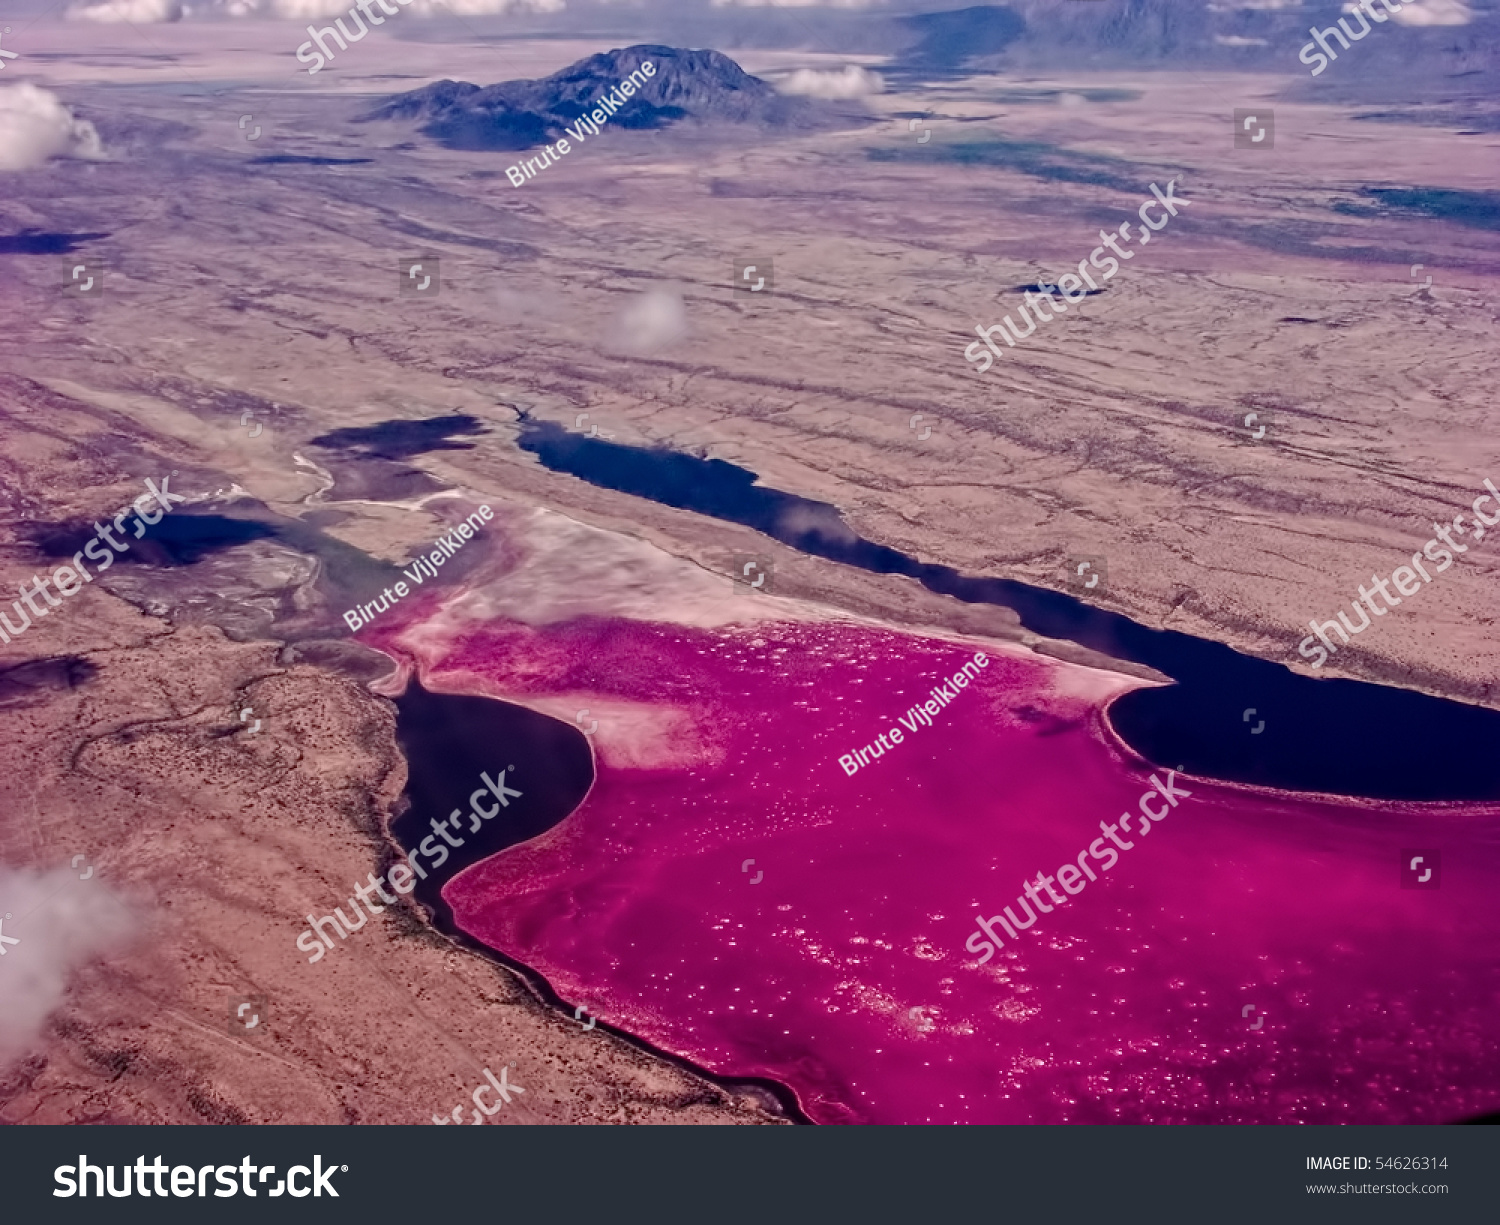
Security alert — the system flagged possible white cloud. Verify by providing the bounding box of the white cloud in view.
[495,283,564,323]
[1389,0,1472,25]
[776,65,883,99]
[403,0,564,13]
[266,0,354,17]
[713,0,881,8]
[69,0,182,21]
[0,866,140,1070]
[611,287,687,355]
[1214,33,1269,45]
[230,0,562,15]
[0,85,105,172]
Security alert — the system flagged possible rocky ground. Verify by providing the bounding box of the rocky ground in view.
[0,23,1495,1121]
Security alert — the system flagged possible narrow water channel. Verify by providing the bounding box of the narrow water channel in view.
[515,416,1500,801]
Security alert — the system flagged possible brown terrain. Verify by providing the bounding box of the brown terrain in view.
[0,20,1495,1121]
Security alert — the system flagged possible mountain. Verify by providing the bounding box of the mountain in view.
[890,0,1499,94]
[900,5,1027,69]
[363,44,811,153]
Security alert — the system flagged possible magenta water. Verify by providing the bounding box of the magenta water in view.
[400,614,1500,1124]
[516,418,1500,800]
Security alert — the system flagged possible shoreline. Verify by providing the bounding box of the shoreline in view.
[371,651,812,1124]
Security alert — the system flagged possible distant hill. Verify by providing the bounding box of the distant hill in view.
[890,0,1499,92]
[900,5,1027,69]
[363,44,813,152]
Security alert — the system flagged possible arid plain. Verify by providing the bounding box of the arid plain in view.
[0,19,1496,1122]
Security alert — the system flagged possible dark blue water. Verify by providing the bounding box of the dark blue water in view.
[30,513,275,567]
[309,413,488,460]
[386,678,809,1122]
[516,417,1500,802]
[0,229,110,254]
[390,679,593,908]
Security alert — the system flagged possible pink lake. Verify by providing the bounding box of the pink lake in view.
[386,613,1500,1125]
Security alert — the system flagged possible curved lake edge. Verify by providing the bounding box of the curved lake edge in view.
[374,657,815,1126]
[363,631,1499,1127]
[1093,694,1500,816]
[511,414,1500,803]
[406,909,814,1125]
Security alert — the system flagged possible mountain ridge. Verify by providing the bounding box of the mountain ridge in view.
[363,44,817,152]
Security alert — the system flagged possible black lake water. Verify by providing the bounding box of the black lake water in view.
[388,680,812,1121]
[516,417,1500,802]
[391,680,594,909]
